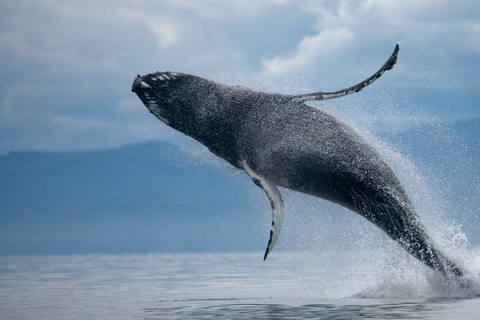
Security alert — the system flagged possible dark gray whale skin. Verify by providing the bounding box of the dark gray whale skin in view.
[132,45,463,277]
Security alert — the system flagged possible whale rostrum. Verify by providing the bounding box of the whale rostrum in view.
[132,44,465,277]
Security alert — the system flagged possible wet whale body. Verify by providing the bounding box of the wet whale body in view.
[132,44,464,277]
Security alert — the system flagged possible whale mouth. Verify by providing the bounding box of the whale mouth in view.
[131,71,181,93]
[131,72,184,126]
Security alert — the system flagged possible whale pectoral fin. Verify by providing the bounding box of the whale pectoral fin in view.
[241,160,284,261]
[291,43,399,102]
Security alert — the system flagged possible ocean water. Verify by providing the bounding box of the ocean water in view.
[1,251,479,319]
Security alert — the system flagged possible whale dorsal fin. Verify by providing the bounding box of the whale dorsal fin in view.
[291,43,399,103]
[241,160,284,261]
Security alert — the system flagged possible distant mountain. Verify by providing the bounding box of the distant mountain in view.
[0,141,266,255]
[1,118,479,255]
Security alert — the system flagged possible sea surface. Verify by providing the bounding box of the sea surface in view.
[1,251,479,319]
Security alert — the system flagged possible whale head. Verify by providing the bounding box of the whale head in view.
[132,71,201,127]
[132,71,251,141]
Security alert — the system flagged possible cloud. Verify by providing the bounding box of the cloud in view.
[143,18,178,48]
[262,0,480,76]
[262,27,354,75]
[0,0,479,154]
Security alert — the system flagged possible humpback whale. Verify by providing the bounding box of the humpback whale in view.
[132,44,464,277]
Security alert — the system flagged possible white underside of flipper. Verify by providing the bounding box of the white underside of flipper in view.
[241,160,284,261]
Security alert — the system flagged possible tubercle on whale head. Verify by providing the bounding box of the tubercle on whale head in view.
[131,71,184,93]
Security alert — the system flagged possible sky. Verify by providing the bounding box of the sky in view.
[0,0,479,154]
